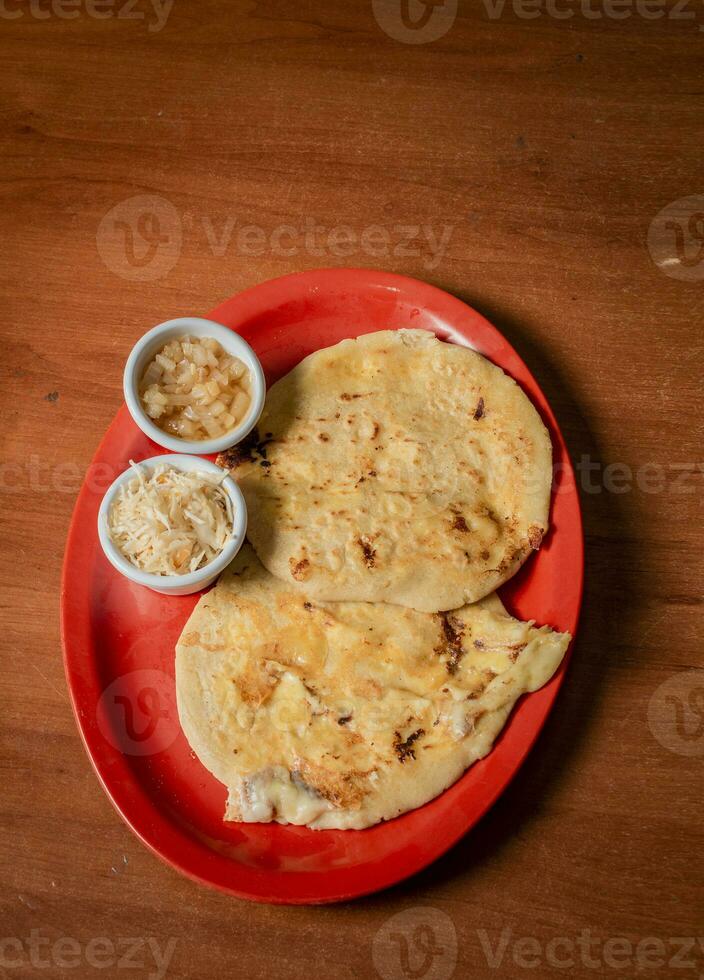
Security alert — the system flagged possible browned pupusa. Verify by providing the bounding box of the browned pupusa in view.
[175,545,571,829]
[218,330,552,613]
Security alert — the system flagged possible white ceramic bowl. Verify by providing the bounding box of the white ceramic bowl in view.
[97,454,247,596]
[123,317,266,455]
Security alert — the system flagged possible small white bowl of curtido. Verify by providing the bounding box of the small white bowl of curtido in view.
[97,455,247,596]
[123,317,266,455]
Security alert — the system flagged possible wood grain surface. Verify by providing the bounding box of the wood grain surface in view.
[1,2,702,978]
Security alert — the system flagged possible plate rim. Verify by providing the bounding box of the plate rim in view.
[61,268,584,904]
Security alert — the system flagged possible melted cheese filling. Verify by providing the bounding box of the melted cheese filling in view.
[176,556,571,829]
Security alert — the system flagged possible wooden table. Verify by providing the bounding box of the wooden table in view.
[2,3,702,978]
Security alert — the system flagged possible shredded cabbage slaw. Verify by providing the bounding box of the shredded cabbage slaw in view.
[108,461,233,576]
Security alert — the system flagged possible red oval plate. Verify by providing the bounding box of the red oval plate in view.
[61,269,583,904]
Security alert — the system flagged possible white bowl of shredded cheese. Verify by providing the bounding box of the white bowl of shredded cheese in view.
[97,455,247,595]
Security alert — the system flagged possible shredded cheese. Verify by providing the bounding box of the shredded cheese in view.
[109,461,233,576]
